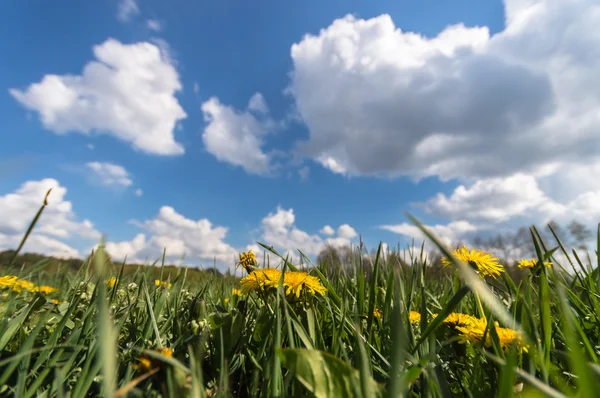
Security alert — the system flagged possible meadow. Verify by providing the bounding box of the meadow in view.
[1,196,599,397]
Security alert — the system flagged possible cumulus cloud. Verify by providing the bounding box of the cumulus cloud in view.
[288,1,600,181]
[319,225,335,236]
[201,93,275,175]
[102,206,237,268]
[0,179,100,258]
[117,0,139,22]
[337,224,358,239]
[418,174,551,223]
[256,206,358,263]
[287,0,600,255]
[397,171,600,250]
[10,38,187,155]
[86,161,133,188]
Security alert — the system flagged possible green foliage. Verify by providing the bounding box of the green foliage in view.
[0,193,599,397]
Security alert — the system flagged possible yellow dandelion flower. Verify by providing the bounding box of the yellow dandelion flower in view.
[36,285,58,295]
[455,323,486,345]
[232,288,242,296]
[238,250,257,272]
[50,298,62,305]
[160,347,173,358]
[409,311,421,324]
[133,357,155,372]
[239,268,327,299]
[283,271,327,298]
[517,258,552,269]
[456,323,527,352]
[106,277,117,289]
[497,327,529,352]
[133,347,173,373]
[433,312,483,328]
[373,308,383,319]
[224,298,230,304]
[155,280,172,289]
[0,275,18,289]
[239,268,282,294]
[441,246,504,278]
[12,279,36,293]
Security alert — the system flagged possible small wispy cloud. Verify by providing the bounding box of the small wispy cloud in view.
[117,0,139,22]
[86,161,133,188]
[147,19,162,31]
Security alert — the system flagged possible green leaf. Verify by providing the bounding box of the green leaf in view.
[277,348,384,398]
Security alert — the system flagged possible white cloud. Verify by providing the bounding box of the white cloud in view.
[337,224,357,239]
[193,82,200,94]
[87,144,95,150]
[0,179,100,258]
[201,94,274,175]
[117,0,139,22]
[256,206,358,263]
[402,171,600,250]
[289,1,600,182]
[10,38,187,156]
[381,220,478,247]
[319,225,335,236]
[298,166,310,181]
[419,174,550,223]
[135,188,143,197]
[86,161,133,188]
[103,206,237,268]
[248,92,269,114]
[147,19,162,31]
[421,172,600,228]
[104,233,146,261]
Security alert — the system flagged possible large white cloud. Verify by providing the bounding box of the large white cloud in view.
[103,206,238,267]
[10,38,187,155]
[288,0,600,181]
[86,161,133,188]
[0,179,100,258]
[201,93,275,175]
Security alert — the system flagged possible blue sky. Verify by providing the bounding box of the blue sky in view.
[1,0,599,270]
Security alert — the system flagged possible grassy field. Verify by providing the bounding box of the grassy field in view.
[1,199,600,397]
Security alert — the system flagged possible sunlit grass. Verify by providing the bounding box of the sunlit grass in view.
[0,191,599,397]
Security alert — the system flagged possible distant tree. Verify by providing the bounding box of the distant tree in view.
[567,220,592,251]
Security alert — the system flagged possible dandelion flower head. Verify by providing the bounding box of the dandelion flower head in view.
[456,322,527,352]
[433,312,483,328]
[408,311,421,324]
[35,285,58,295]
[442,246,504,278]
[160,347,173,358]
[517,258,552,269]
[373,308,383,319]
[240,268,327,299]
[238,250,257,272]
[0,275,18,289]
[239,268,282,294]
[155,280,172,289]
[283,271,327,298]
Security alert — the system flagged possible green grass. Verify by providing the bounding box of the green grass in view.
[1,195,600,397]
